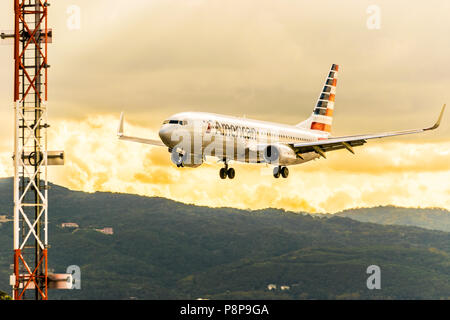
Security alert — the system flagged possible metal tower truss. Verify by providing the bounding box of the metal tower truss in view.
[12,0,50,300]
[1,0,68,300]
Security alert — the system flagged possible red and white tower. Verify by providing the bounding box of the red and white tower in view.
[11,0,51,300]
[1,0,69,300]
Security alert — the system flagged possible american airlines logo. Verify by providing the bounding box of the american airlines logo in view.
[204,120,260,140]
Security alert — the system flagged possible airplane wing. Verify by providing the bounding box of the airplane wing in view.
[117,112,165,146]
[292,104,446,158]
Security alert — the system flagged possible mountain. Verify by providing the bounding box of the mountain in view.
[333,206,450,232]
[0,290,11,300]
[0,177,449,300]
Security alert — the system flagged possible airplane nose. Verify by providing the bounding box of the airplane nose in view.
[159,126,173,146]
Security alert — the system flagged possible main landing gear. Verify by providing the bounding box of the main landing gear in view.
[219,162,235,179]
[273,166,289,179]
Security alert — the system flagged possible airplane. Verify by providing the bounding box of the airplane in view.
[117,64,446,179]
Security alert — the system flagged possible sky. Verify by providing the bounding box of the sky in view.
[0,0,449,213]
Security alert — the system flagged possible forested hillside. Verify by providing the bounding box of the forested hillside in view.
[0,178,448,299]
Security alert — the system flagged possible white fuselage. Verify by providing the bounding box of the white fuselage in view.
[158,112,326,166]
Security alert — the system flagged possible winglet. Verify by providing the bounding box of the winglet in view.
[117,112,124,137]
[425,104,446,131]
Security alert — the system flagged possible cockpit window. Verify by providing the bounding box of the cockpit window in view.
[163,120,187,125]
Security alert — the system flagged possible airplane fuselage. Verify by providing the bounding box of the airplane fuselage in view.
[158,112,325,166]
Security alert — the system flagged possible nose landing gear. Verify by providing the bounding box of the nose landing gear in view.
[273,166,289,179]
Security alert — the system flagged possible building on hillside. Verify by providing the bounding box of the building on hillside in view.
[267,284,277,291]
[96,227,114,235]
[61,222,79,228]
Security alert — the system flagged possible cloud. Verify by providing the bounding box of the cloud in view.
[2,0,448,135]
[302,142,450,174]
[0,1,449,213]
[0,115,441,214]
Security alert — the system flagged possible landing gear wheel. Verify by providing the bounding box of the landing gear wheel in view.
[227,167,235,179]
[172,151,185,168]
[219,168,227,179]
[281,166,289,178]
[273,166,281,179]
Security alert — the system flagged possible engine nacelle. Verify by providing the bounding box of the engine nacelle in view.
[171,150,203,168]
[263,144,298,165]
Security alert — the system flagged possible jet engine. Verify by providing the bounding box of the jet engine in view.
[171,149,203,168]
[263,144,298,165]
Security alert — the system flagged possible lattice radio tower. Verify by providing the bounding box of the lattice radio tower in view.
[0,0,68,300]
[12,0,51,300]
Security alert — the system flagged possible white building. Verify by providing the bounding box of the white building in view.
[61,222,79,228]
[267,284,277,291]
[96,227,114,235]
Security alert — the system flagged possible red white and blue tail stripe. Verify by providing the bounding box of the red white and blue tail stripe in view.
[296,64,338,134]
[310,64,338,133]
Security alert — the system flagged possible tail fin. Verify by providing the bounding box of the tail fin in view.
[296,64,339,134]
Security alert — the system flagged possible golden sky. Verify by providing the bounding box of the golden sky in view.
[0,0,449,213]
